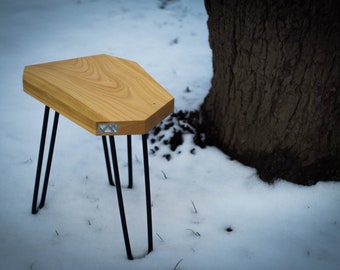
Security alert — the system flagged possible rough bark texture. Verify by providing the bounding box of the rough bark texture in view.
[202,0,340,185]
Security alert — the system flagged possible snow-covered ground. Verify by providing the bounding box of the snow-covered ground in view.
[0,0,339,269]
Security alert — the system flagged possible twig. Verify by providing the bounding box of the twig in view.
[173,258,183,270]
[24,158,33,164]
[161,170,168,179]
[191,200,198,214]
[185,228,201,237]
[55,230,60,236]
[156,233,164,242]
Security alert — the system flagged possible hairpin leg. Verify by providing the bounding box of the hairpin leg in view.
[127,135,133,188]
[106,134,153,259]
[109,136,133,260]
[142,134,153,253]
[102,136,115,186]
[32,106,59,214]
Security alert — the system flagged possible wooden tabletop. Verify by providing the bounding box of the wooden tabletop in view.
[23,54,174,135]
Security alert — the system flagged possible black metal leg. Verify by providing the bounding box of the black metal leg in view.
[39,112,59,209]
[106,134,153,258]
[142,134,153,253]
[32,106,59,214]
[102,136,115,186]
[103,135,132,188]
[127,135,133,188]
[32,106,49,214]
[109,136,133,260]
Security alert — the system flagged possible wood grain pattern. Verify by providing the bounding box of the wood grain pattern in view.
[23,54,174,135]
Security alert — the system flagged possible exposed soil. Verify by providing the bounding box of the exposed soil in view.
[149,110,206,161]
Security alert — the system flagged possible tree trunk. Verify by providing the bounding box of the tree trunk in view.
[202,0,340,185]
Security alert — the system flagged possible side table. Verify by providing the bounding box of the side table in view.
[23,54,174,260]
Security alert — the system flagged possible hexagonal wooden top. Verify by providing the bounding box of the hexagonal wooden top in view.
[23,54,174,135]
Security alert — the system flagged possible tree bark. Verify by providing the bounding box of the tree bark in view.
[202,0,340,185]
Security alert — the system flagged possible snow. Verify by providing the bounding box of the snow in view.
[0,0,339,269]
